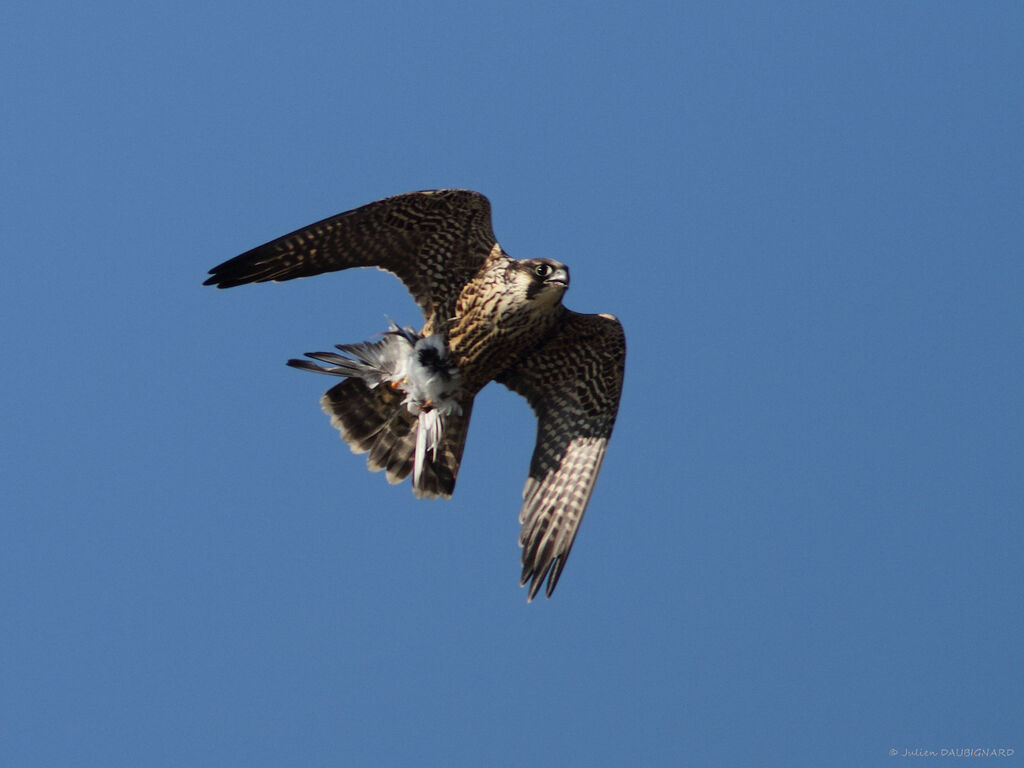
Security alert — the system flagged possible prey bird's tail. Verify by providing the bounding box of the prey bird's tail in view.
[286,329,414,386]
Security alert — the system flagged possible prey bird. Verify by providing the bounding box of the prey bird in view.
[204,190,625,600]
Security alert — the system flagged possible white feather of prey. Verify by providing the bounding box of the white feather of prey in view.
[402,333,462,490]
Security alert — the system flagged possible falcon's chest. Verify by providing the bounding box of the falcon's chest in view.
[442,264,563,393]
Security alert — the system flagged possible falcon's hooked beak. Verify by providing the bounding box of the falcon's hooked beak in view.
[544,265,569,289]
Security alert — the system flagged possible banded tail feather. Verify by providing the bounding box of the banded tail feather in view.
[317,378,471,499]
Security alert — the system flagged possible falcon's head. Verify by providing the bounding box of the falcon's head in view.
[515,258,570,307]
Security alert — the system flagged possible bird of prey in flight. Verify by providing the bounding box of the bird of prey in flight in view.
[204,190,625,600]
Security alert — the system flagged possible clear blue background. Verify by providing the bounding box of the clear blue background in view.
[3,2,1021,766]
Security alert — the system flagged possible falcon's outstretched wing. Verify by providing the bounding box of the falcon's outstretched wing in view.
[204,189,498,328]
[497,311,626,600]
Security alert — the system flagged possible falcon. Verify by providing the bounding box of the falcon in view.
[204,189,625,600]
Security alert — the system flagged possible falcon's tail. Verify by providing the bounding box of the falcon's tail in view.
[318,378,472,499]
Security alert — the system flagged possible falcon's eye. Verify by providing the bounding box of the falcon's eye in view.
[534,263,553,278]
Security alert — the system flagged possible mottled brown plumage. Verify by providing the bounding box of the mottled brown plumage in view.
[205,189,625,600]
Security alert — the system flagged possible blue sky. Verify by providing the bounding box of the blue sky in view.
[3,1,1022,766]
